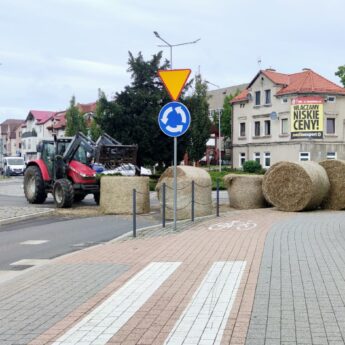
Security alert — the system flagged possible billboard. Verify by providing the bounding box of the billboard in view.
[290,96,324,139]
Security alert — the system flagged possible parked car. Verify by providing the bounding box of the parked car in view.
[2,157,26,176]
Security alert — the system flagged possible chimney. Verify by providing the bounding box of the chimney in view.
[302,68,311,71]
[266,68,276,72]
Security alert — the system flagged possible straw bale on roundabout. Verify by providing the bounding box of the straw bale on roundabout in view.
[223,174,267,209]
[100,176,150,214]
[262,161,330,212]
[319,159,345,210]
[156,166,212,220]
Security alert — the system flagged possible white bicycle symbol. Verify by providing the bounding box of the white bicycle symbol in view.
[208,220,257,231]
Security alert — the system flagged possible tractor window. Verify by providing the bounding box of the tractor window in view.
[42,143,55,162]
[74,146,88,164]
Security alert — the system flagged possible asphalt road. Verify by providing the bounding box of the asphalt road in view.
[0,213,159,271]
[0,177,160,271]
[0,177,228,273]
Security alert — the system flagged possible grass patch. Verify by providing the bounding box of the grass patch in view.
[148,167,265,191]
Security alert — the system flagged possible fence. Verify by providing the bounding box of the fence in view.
[132,178,220,237]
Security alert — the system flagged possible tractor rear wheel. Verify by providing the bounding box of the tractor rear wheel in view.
[53,179,74,208]
[24,166,47,204]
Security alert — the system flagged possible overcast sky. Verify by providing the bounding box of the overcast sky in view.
[0,0,344,123]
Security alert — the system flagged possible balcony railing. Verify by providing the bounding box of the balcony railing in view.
[22,130,37,138]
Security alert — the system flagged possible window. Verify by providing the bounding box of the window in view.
[282,97,288,104]
[240,122,246,137]
[326,118,335,134]
[299,152,310,161]
[264,152,271,168]
[265,90,271,104]
[239,153,246,167]
[264,120,271,136]
[255,91,261,105]
[254,152,260,164]
[327,96,336,103]
[281,118,288,134]
[254,121,260,136]
[327,152,337,160]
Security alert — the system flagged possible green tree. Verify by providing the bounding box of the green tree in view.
[185,74,211,162]
[89,119,102,141]
[335,65,345,87]
[94,52,190,167]
[65,96,87,136]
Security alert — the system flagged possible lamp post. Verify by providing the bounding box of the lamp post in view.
[217,109,222,172]
[153,31,200,70]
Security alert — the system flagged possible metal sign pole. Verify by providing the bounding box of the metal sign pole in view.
[173,137,177,230]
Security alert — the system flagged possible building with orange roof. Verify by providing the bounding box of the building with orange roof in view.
[231,68,345,168]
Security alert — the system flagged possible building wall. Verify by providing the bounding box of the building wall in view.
[21,118,54,161]
[232,73,345,168]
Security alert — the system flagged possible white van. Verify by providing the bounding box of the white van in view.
[2,157,26,176]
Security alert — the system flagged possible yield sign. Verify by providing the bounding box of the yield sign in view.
[158,69,191,101]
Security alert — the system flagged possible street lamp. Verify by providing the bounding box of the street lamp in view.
[205,80,220,89]
[153,31,200,70]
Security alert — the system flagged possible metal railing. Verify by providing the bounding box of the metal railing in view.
[132,178,220,237]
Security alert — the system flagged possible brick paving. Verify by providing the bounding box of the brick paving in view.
[0,263,128,345]
[0,208,345,344]
[28,209,288,345]
[246,211,345,345]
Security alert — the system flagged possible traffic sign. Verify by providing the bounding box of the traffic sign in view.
[158,69,191,101]
[158,101,191,137]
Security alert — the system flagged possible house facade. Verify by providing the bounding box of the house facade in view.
[231,68,345,169]
[21,110,55,161]
[0,119,24,156]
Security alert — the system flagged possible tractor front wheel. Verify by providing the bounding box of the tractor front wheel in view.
[24,166,47,204]
[53,179,74,208]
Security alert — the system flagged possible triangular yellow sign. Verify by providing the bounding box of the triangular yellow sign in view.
[158,69,191,101]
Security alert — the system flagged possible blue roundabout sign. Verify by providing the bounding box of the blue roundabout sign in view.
[158,101,191,138]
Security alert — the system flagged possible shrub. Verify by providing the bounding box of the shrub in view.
[243,160,262,173]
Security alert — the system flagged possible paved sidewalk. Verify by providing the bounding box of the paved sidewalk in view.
[0,208,345,344]
[0,206,54,225]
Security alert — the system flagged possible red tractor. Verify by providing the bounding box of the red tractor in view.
[24,132,137,208]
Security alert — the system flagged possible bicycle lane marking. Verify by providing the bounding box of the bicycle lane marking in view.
[208,220,258,231]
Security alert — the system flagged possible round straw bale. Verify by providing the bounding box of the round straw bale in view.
[262,161,330,212]
[156,166,212,220]
[100,176,150,214]
[319,160,345,210]
[223,174,266,209]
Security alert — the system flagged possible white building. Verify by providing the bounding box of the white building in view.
[231,68,345,169]
[21,110,55,161]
